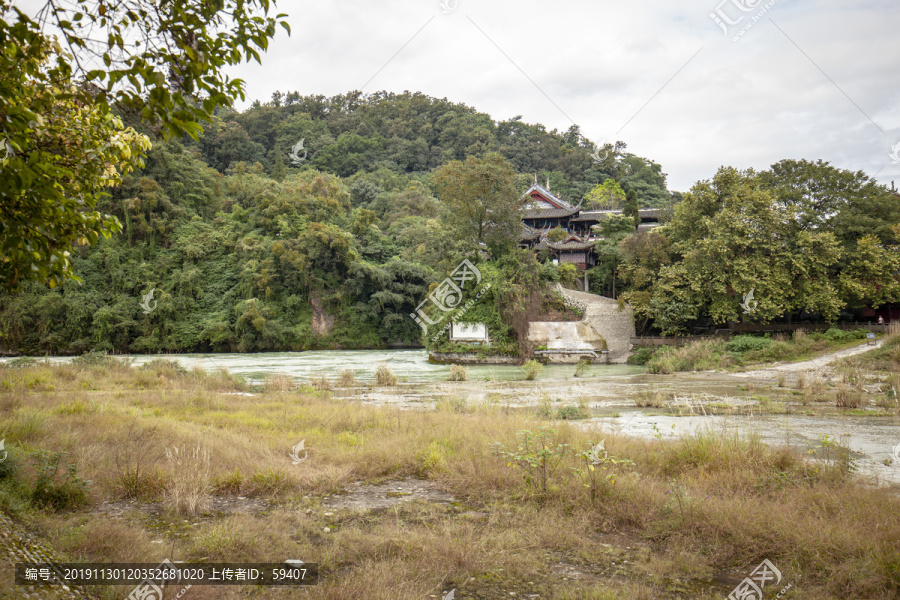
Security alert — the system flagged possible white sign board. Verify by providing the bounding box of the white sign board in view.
[450,322,488,342]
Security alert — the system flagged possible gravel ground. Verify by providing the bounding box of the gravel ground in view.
[729,340,884,381]
[0,511,92,600]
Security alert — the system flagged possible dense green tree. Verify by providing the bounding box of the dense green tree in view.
[623,190,640,228]
[432,153,521,256]
[618,231,670,332]
[271,146,287,182]
[590,214,636,298]
[640,166,900,333]
[1,0,287,288]
[0,25,151,288]
[584,179,626,210]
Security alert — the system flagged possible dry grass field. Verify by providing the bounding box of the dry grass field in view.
[0,357,899,599]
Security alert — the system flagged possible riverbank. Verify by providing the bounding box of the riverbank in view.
[1,360,899,599]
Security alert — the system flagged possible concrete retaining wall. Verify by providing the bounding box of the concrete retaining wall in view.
[554,285,636,363]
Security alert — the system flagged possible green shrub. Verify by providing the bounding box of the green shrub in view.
[647,349,675,374]
[30,451,89,511]
[71,349,114,366]
[628,347,656,365]
[673,339,727,371]
[744,340,795,363]
[0,444,19,481]
[522,359,543,380]
[558,263,579,288]
[823,327,853,343]
[556,405,590,420]
[4,357,39,369]
[725,335,772,353]
[574,360,591,377]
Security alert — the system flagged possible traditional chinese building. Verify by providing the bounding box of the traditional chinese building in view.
[519,182,662,271]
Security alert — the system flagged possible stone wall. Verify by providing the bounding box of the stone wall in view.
[554,285,636,363]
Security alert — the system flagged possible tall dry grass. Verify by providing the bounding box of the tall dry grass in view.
[163,444,212,516]
[374,364,397,386]
[2,361,900,599]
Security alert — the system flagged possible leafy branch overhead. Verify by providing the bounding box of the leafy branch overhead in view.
[29,0,290,139]
[0,0,289,288]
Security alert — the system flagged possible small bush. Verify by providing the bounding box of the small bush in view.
[725,335,772,353]
[627,347,656,365]
[556,404,590,420]
[141,358,186,377]
[375,364,397,386]
[823,327,854,343]
[744,340,794,363]
[673,339,727,370]
[71,350,117,367]
[336,369,356,387]
[835,385,866,408]
[635,390,668,408]
[574,360,591,377]
[522,359,543,380]
[265,373,295,392]
[647,349,675,374]
[448,365,468,382]
[310,375,333,391]
[30,451,89,511]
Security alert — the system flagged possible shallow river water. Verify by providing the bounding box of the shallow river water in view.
[10,349,900,487]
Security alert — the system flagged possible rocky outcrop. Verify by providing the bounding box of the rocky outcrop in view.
[310,294,334,336]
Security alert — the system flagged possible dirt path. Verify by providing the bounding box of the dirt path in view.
[729,340,882,380]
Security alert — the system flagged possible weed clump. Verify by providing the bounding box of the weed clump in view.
[265,373,296,392]
[30,451,89,511]
[521,359,543,380]
[310,375,333,391]
[163,445,211,516]
[448,365,468,382]
[337,369,356,387]
[375,364,397,386]
[556,404,590,420]
[635,389,668,408]
[141,358,187,377]
[835,385,866,408]
[726,335,772,353]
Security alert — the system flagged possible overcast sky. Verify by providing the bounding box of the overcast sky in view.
[221,0,900,193]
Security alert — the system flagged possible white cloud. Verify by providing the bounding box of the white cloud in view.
[224,0,900,192]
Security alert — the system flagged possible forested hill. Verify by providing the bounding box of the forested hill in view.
[180,90,676,207]
[0,92,674,355]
